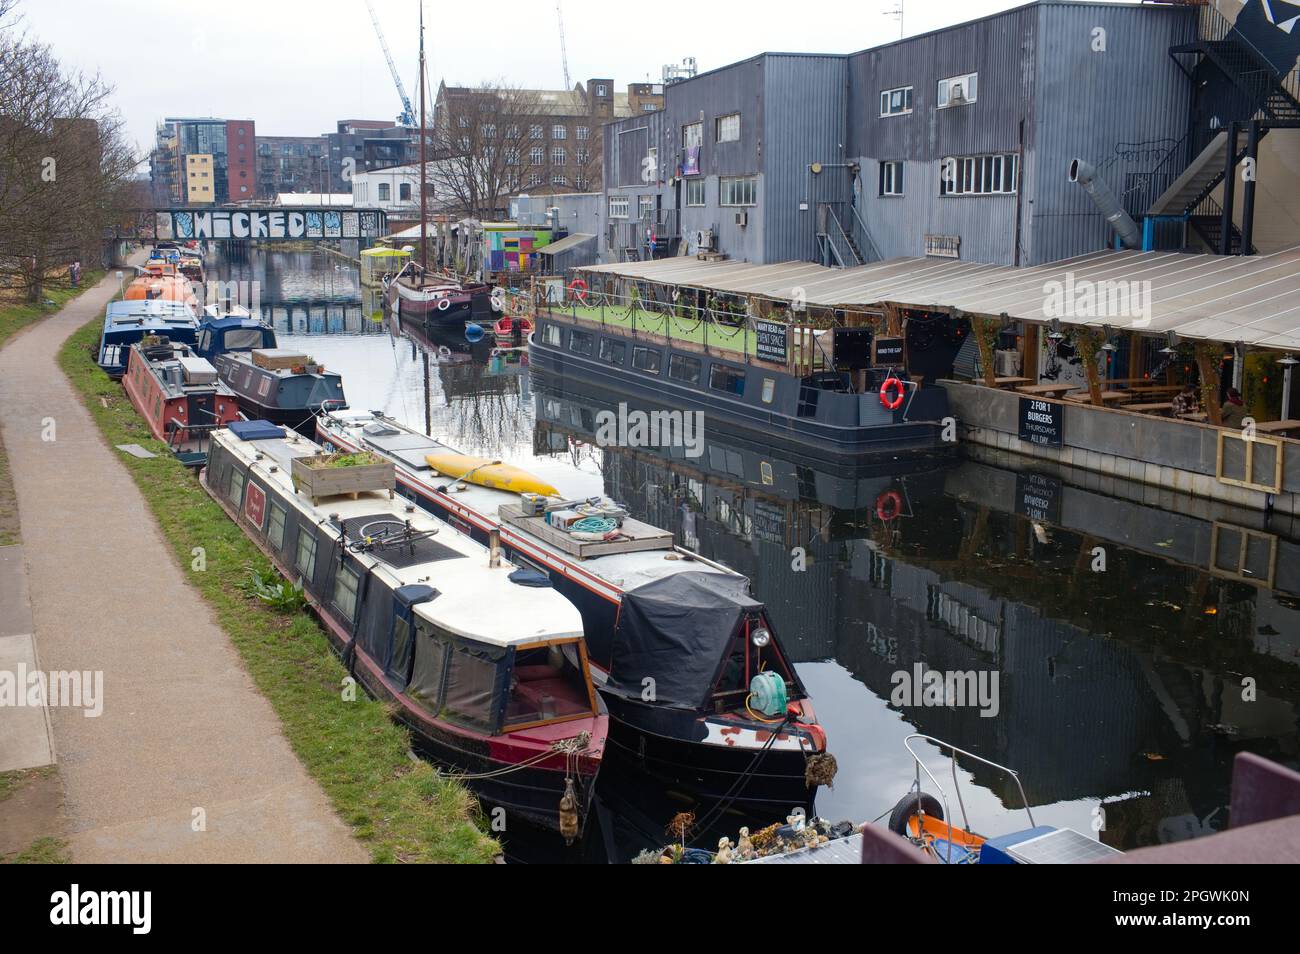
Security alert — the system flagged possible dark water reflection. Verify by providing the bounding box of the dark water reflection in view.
[212,248,1300,861]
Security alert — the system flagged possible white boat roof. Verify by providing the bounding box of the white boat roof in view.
[320,411,741,593]
[213,427,584,647]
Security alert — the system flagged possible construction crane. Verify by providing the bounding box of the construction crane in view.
[365,0,417,127]
[556,2,571,89]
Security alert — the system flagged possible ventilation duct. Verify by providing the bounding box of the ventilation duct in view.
[1069,159,1141,250]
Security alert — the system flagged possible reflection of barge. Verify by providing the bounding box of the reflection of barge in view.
[529,307,955,460]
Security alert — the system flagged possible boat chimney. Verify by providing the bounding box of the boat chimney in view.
[488,528,501,567]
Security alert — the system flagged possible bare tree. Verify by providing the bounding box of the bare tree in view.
[428,82,547,220]
[0,8,139,301]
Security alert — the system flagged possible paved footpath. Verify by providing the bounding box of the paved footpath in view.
[0,267,366,862]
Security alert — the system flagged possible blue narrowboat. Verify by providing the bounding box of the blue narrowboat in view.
[97,300,200,379]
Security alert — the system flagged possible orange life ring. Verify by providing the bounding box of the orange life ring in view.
[568,278,588,303]
[875,490,903,522]
[880,376,906,410]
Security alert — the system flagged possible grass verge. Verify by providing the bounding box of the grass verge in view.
[0,273,104,546]
[5,837,71,864]
[58,317,498,864]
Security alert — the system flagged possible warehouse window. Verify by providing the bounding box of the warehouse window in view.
[880,86,913,117]
[685,178,706,206]
[551,146,566,164]
[880,161,904,196]
[609,195,629,218]
[940,153,1018,196]
[720,175,757,206]
[639,195,656,220]
[937,73,978,108]
[682,121,703,149]
[715,113,740,143]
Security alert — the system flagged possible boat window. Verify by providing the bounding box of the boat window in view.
[504,643,593,728]
[406,626,448,711]
[333,564,361,620]
[442,643,502,732]
[761,378,776,404]
[227,468,245,506]
[268,500,287,550]
[569,329,594,356]
[389,614,415,685]
[599,338,626,365]
[709,364,745,396]
[542,323,563,347]
[197,329,212,353]
[668,354,702,384]
[295,529,318,581]
[224,328,264,350]
[632,347,660,374]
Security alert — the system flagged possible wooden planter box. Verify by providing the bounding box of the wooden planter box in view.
[291,452,394,502]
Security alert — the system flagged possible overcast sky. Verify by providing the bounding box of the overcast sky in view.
[19,0,1047,157]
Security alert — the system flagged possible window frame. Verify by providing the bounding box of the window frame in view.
[937,72,978,109]
[668,353,702,384]
[632,346,661,374]
[709,363,746,396]
[720,175,758,207]
[599,338,626,365]
[332,563,362,621]
[608,195,629,219]
[880,160,904,197]
[715,113,740,143]
[295,528,317,581]
[682,121,703,149]
[685,177,706,207]
[267,500,287,550]
[940,153,1019,197]
[880,86,914,117]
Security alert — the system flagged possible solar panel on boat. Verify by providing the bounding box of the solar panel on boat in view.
[358,430,440,470]
[743,833,863,865]
[328,514,462,570]
[1005,828,1121,865]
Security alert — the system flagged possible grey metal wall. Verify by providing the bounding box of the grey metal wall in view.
[762,54,850,263]
[1028,2,1196,263]
[846,4,1039,265]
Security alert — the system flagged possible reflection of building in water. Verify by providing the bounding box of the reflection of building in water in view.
[534,385,1300,840]
[264,301,386,336]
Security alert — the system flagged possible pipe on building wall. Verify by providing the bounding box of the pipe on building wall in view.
[1068,159,1142,250]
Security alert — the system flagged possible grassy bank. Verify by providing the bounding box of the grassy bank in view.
[0,273,104,545]
[58,318,498,864]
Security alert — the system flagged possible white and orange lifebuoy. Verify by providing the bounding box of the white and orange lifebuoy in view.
[880,376,906,410]
[568,278,588,303]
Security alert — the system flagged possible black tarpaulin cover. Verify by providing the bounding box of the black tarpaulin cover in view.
[606,571,760,709]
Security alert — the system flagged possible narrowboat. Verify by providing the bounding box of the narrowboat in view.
[317,410,832,813]
[384,261,495,332]
[146,244,204,284]
[195,307,348,436]
[202,424,607,836]
[121,339,241,467]
[125,265,199,311]
[528,309,955,461]
[97,300,199,378]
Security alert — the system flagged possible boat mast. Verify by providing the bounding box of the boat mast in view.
[418,1,427,274]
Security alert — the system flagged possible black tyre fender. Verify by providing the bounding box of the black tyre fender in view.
[887,791,943,836]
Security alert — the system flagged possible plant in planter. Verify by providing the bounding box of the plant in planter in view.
[290,451,394,502]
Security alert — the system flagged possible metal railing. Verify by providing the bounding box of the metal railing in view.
[818,204,862,268]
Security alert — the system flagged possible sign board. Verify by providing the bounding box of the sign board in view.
[924,234,961,258]
[755,319,787,364]
[1018,396,1063,447]
[243,481,267,531]
[873,336,906,366]
[143,208,387,242]
[1015,472,1062,525]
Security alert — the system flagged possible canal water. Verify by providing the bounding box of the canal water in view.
[213,247,1300,862]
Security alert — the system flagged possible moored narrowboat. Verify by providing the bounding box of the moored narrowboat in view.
[121,339,241,467]
[195,306,348,436]
[97,300,200,378]
[528,308,956,461]
[384,261,495,332]
[317,410,832,814]
[201,424,606,837]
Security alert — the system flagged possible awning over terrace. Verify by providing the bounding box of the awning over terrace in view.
[577,245,1300,351]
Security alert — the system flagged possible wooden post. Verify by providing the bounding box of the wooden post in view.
[1074,328,1106,406]
[1195,341,1224,426]
[972,314,1000,388]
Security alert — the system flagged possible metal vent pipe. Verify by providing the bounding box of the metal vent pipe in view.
[1069,159,1142,250]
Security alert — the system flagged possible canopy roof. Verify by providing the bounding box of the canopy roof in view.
[578,246,1300,350]
[538,232,596,256]
[606,571,761,710]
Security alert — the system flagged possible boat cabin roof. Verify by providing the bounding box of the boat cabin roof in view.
[322,411,741,593]
[130,344,228,399]
[214,427,584,648]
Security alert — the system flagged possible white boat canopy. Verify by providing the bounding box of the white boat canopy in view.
[577,246,1300,351]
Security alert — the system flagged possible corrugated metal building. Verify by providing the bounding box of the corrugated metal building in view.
[600,0,1197,268]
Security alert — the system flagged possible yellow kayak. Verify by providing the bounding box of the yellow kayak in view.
[425,451,560,497]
